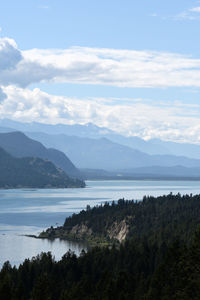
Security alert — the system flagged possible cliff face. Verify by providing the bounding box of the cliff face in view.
[40,218,130,245]
[107,219,129,243]
[67,219,130,243]
[70,224,93,237]
[39,199,137,246]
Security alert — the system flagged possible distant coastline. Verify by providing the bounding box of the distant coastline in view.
[83,176,200,181]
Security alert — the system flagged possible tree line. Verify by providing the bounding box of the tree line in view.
[1,193,200,299]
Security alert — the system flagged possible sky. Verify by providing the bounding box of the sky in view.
[0,0,200,143]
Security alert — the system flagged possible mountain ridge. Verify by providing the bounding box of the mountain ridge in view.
[0,131,81,178]
[0,147,85,188]
[1,119,200,159]
[24,131,200,170]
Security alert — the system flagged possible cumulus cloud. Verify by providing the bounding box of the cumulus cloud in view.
[2,38,200,88]
[0,38,22,71]
[1,85,200,143]
[0,87,7,103]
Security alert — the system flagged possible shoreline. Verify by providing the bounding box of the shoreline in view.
[24,233,114,248]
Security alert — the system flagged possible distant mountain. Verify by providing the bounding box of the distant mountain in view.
[118,165,200,177]
[80,166,200,180]
[147,138,200,159]
[0,119,113,137]
[24,132,155,169]
[0,131,81,178]
[0,126,16,133]
[24,132,200,170]
[102,133,171,155]
[0,147,85,188]
[1,119,200,159]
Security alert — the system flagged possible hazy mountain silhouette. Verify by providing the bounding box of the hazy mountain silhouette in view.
[0,147,85,188]
[1,119,200,159]
[0,131,81,178]
[24,132,200,170]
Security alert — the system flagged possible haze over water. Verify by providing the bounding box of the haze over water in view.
[1,180,200,267]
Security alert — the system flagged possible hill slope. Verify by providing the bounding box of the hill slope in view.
[0,147,85,188]
[40,193,200,246]
[0,131,80,178]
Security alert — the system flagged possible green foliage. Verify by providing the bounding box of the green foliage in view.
[60,193,200,247]
[2,193,200,299]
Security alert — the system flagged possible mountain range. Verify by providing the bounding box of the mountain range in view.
[23,132,200,170]
[1,118,200,159]
[1,119,200,179]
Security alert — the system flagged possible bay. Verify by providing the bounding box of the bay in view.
[1,179,200,267]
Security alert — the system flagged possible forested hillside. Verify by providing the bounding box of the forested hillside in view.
[41,193,200,246]
[0,131,81,178]
[2,194,200,299]
[0,147,85,188]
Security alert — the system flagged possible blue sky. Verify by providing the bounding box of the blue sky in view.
[1,0,199,53]
[0,0,200,142]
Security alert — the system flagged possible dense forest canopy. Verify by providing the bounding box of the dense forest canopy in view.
[2,193,200,299]
[41,192,200,247]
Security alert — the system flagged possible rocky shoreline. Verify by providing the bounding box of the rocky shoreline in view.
[37,217,130,247]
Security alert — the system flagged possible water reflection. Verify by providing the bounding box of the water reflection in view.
[0,230,88,268]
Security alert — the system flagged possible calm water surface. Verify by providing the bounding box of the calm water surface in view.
[1,180,200,267]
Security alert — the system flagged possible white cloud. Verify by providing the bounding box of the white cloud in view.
[0,87,6,102]
[2,37,200,88]
[149,13,158,17]
[189,7,200,12]
[1,85,200,144]
[1,37,200,144]
[0,38,22,71]
[174,6,200,20]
